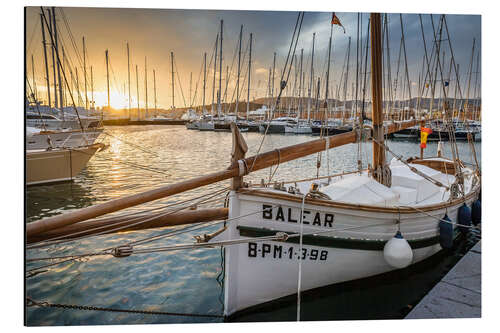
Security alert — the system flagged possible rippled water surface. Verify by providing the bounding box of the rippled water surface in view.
[26,125,481,325]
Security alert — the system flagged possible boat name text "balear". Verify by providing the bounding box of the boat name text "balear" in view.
[262,204,335,228]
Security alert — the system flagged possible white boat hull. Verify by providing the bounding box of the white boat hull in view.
[217,172,478,316]
[185,122,199,130]
[284,125,313,134]
[198,122,215,131]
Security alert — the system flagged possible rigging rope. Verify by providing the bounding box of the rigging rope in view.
[102,131,159,157]
[27,187,230,249]
[249,11,305,174]
[173,57,187,108]
[369,136,450,190]
[296,193,306,321]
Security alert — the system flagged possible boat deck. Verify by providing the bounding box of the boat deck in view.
[252,158,476,208]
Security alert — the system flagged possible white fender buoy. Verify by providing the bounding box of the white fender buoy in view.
[383,231,413,269]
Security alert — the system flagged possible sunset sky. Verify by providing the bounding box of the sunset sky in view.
[25,6,481,110]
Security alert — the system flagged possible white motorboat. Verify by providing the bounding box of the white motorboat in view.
[284,120,313,134]
[259,117,298,134]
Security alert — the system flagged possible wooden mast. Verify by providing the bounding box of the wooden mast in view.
[40,13,51,108]
[370,13,388,185]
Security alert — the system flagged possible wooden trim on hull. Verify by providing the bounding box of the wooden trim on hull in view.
[237,187,479,214]
[237,225,441,251]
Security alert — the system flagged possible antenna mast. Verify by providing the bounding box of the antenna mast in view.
[105,49,110,110]
[217,20,223,118]
[83,36,88,109]
[247,33,253,121]
[40,13,51,107]
[127,42,131,118]
[171,52,175,110]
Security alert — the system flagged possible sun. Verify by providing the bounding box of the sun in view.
[93,90,131,110]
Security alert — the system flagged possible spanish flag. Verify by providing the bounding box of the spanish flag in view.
[420,127,432,148]
[331,13,346,33]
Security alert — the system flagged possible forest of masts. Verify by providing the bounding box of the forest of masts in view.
[27,9,481,122]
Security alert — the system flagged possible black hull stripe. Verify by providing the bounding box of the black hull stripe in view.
[237,226,440,251]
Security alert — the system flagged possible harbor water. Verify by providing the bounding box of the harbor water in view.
[26,125,481,325]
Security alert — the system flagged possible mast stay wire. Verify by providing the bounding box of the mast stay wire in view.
[248,11,305,174]
[173,57,188,108]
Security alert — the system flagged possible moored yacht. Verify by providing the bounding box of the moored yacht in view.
[259,117,298,134]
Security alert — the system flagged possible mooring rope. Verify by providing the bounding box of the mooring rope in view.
[296,193,306,321]
[370,135,450,190]
[26,204,282,274]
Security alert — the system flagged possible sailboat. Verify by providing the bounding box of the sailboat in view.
[26,8,105,186]
[26,12,480,321]
[208,13,481,316]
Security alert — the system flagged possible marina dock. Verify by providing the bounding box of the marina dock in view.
[405,241,481,319]
[102,119,188,126]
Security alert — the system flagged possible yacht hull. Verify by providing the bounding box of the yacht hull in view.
[26,143,104,186]
[259,124,286,134]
